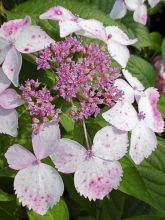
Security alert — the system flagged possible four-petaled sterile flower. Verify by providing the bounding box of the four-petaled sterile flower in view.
[40,5,137,68]
[0,68,24,136]
[103,83,164,164]
[5,122,64,215]
[110,0,161,25]
[0,16,54,86]
[51,126,128,200]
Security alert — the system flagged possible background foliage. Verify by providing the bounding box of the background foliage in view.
[0,0,165,219]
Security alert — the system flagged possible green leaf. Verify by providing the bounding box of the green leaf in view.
[28,199,69,220]
[119,138,165,212]
[150,32,163,52]
[125,215,165,220]
[161,38,165,68]
[60,113,75,133]
[127,55,156,88]
[158,94,165,118]
[0,190,14,201]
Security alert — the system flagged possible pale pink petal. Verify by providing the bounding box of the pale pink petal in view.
[114,79,134,103]
[92,126,128,161]
[0,107,18,137]
[2,47,22,86]
[133,5,147,25]
[107,39,130,68]
[14,163,64,215]
[0,38,10,64]
[15,26,54,53]
[0,16,31,40]
[74,157,123,201]
[138,88,164,133]
[148,0,160,7]
[39,5,76,21]
[105,26,137,45]
[32,122,60,160]
[109,0,127,19]
[59,20,81,38]
[0,88,24,109]
[0,68,11,93]
[78,18,107,42]
[102,101,138,131]
[130,120,157,164]
[122,69,144,91]
[5,144,37,170]
[51,138,86,173]
[125,0,145,11]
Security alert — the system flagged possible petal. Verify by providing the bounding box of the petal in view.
[102,101,138,131]
[15,26,54,53]
[148,0,160,7]
[0,107,18,137]
[14,163,64,215]
[130,120,157,164]
[109,0,127,19]
[122,69,144,91]
[107,39,130,68]
[0,88,24,109]
[32,122,60,160]
[114,79,135,103]
[92,126,128,161]
[0,16,31,40]
[51,138,86,173]
[74,157,123,201]
[2,47,22,86]
[59,20,81,38]
[0,68,11,93]
[125,0,145,11]
[133,5,147,25]
[105,26,137,45]
[78,18,107,42]
[138,88,164,133]
[39,6,76,21]
[5,144,37,170]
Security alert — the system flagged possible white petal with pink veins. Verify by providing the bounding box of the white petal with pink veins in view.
[133,5,147,25]
[78,18,107,42]
[110,0,127,19]
[15,26,54,53]
[59,20,81,38]
[39,5,76,21]
[0,16,31,40]
[0,88,24,109]
[122,69,144,91]
[0,107,18,137]
[102,101,138,131]
[105,26,137,45]
[0,68,11,93]
[5,144,37,170]
[92,126,128,161]
[14,163,64,215]
[2,47,22,86]
[74,157,123,201]
[138,88,164,133]
[107,39,129,68]
[32,122,60,160]
[114,79,134,103]
[51,138,86,173]
[130,120,157,164]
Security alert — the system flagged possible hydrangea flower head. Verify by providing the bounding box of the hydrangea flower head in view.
[0,16,54,86]
[5,122,63,215]
[51,126,128,200]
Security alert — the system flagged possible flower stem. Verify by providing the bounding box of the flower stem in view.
[82,118,90,149]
